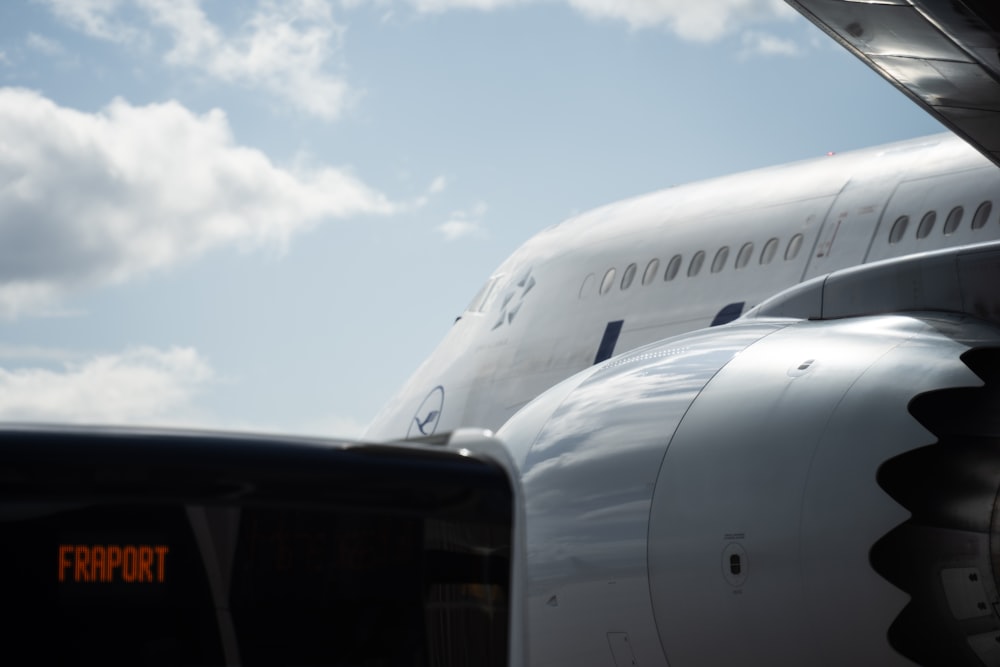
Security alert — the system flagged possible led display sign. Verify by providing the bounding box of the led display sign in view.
[58,544,169,584]
[0,426,516,665]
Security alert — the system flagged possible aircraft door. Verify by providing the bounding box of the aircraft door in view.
[801,175,900,280]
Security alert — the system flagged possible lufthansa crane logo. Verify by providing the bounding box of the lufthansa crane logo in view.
[492,268,536,331]
[408,385,445,438]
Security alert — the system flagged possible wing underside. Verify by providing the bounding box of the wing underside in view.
[788,0,1000,166]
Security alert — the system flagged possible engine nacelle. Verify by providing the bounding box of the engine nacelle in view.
[498,313,1000,667]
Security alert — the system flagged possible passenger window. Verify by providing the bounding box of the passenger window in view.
[599,268,616,295]
[642,259,659,286]
[621,263,637,290]
[688,251,705,277]
[943,206,963,235]
[579,273,595,299]
[760,238,778,265]
[785,234,804,260]
[711,247,729,273]
[972,201,992,230]
[735,242,753,269]
[916,211,936,239]
[888,216,909,244]
[664,255,682,281]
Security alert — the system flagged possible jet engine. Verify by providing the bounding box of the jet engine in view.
[498,244,1000,667]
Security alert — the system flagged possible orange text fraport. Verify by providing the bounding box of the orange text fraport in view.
[57,544,169,584]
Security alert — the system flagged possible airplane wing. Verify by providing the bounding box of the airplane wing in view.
[787,0,1000,166]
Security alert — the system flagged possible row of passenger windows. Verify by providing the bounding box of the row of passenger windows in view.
[593,233,805,296]
[888,200,993,244]
[592,199,999,297]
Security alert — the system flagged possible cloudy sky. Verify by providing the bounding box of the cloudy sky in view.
[0,0,942,438]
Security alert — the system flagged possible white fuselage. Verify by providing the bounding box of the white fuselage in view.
[366,133,1000,441]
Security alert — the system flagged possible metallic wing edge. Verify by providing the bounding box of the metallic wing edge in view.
[787,0,1000,167]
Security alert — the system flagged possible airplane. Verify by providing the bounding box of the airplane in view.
[360,1,1000,665]
[366,131,1000,441]
[1,1,999,666]
[362,133,1000,667]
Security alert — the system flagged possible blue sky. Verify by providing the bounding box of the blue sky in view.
[0,0,942,438]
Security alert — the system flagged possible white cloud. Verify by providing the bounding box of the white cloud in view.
[40,0,352,119]
[565,0,793,41]
[145,0,352,119]
[398,0,796,44]
[437,218,483,240]
[0,87,397,315]
[409,0,526,11]
[740,30,801,58]
[412,174,449,207]
[436,201,487,241]
[0,342,369,436]
[38,0,148,46]
[40,0,804,114]
[26,33,66,57]
[0,346,212,425]
[428,175,447,194]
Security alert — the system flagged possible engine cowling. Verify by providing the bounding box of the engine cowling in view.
[498,312,1000,667]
